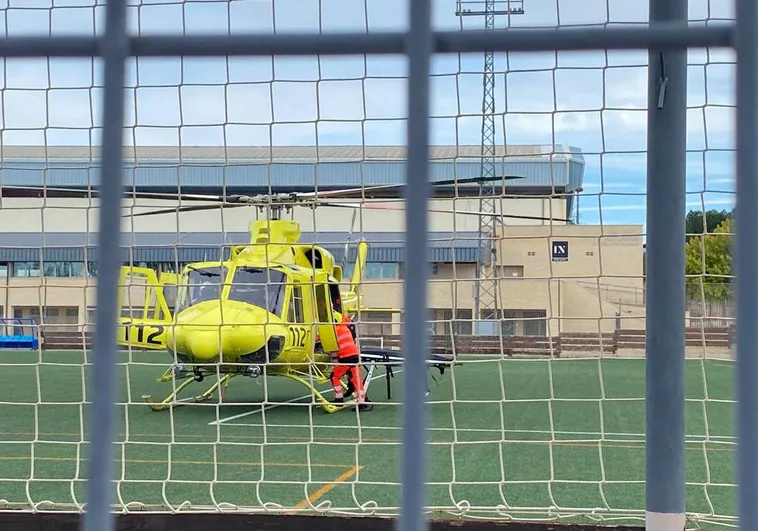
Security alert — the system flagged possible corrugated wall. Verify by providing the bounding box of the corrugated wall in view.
[0,245,479,264]
[0,231,482,263]
[0,158,584,191]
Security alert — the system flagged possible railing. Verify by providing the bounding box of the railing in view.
[39,327,735,356]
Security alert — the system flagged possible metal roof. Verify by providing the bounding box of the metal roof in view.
[0,144,585,195]
[0,145,579,162]
[0,231,482,264]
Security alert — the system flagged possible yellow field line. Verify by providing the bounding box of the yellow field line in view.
[295,465,362,509]
[0,455,351,468]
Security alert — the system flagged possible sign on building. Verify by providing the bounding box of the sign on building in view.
[551,240,569,261]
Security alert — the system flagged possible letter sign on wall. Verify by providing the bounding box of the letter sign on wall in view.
[551,241,569,262]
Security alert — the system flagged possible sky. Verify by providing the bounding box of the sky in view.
[0,0,738,228]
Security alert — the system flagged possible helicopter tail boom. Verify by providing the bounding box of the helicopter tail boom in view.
[116,266,176,350]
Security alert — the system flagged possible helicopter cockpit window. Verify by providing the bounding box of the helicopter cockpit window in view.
[176,266,226,312]
[227,267,287,317]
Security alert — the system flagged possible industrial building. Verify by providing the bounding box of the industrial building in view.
[0,144,644,338]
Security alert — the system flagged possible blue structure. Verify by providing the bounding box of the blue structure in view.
[0,144,586,219]
[0,318,40,350]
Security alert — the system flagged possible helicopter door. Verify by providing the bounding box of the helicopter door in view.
[312,273,339,352]
[116,266,172,351]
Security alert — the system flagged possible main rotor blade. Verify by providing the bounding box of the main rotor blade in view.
[1,175,525,205]
[124,202,249,218]
[0,185,225,202]
[317,200,572,223]
[299,174,526,200]
[127,195,572,223]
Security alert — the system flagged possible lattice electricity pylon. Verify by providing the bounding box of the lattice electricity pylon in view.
[455,0,525,327]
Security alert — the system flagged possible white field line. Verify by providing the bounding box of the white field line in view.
[212,423,737,445]
[209,368,403,426]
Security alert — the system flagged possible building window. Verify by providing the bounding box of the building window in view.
[500,310,518,336]
[499,265,524,278]
[132,261,187,274]
[12,262,41,277]
[586,251,595,256]
[438,308,472,335]
[523,310,547,336]
[12,262,87,277]
[357,311,394,336]
[398,262,439,279]
[85,261,191,278]
[43,262,85,277]
[491,309,548,337]
[121,306,145,319]
[365,262,399,279]
[343,261,402,280]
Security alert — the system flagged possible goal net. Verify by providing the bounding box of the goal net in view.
[0,0,736,528]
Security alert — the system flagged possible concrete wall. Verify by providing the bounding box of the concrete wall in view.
[494,224,646,333]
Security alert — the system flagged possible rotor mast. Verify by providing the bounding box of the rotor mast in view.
[455,0,525,333]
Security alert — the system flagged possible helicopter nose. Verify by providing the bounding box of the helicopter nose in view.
[184,329,227,360]
[166,301,280,363]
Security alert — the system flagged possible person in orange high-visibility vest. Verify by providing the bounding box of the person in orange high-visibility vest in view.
[330,312,372,412]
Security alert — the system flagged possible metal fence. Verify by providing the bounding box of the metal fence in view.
[9,1,753,531]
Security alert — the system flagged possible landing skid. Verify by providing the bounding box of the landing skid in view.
[140,363,355,414]
[141,357,394,414]
[283,363,378,413]
[141,366,235,412]
[281,370,354,414]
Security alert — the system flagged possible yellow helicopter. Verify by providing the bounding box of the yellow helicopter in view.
[109,175,546,413]
[114,214,433,414]
[5,174,569,413]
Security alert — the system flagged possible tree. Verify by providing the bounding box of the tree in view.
[685,208,733,241]
[685,217,733,301]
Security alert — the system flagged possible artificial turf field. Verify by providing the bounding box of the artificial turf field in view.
[0,349,737,526]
